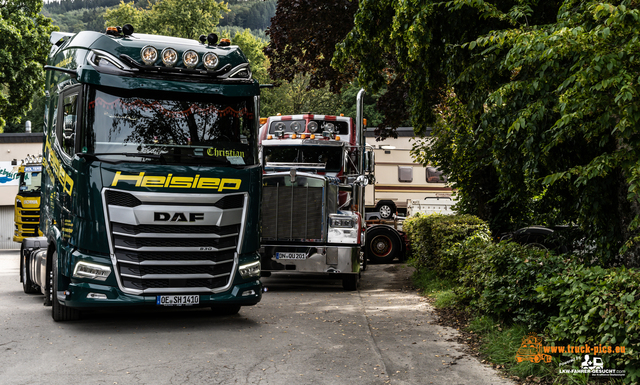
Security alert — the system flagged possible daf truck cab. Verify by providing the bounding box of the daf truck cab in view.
[20,26,263,321]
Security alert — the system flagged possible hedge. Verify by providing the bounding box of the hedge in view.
[406,213,639,383]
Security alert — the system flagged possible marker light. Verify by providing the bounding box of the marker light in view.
[259,117,268,125]
[301,134,307,139]
[291,134,297,139]
[141,45,158,65]
[308,121,318,133]
[267,135,273,140]
[310,134,315,139]
[106,26,119,36]
[161,48,178,67]
[335,136,341,141]
[182,50,199,68]
[219,38,231,47]
[203,52,219,70]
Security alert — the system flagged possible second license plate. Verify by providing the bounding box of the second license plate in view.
[276,252,307,260]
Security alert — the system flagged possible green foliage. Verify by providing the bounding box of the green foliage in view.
[409,214,639,383]
[538,266,640,382]
[0,0,57,132]
[403,213,490,278]
[337,0,640,267]
[3,94,46,133]
[219,0,276,30]
[42,7,107,33]
[468,318,553,380]
[411,268,459,306]
[456,241,567,329]
[104,0,228,39]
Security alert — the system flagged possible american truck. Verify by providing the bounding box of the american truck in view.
[257,90,407,290]
[13,155,44,243]
[20,25,263,321]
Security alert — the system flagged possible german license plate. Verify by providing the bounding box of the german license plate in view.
[276,252,307,260]
[156,295,200,306]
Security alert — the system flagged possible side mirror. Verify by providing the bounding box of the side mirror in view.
[364,148,375,172]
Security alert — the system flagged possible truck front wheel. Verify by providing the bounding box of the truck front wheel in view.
[366,228,400,264]
[51,251,80,322]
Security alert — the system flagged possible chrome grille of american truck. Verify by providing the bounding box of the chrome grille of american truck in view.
[261,176,325,241]
[103,189,246,295]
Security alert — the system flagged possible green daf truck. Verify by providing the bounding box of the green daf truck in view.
[20,25,263,321]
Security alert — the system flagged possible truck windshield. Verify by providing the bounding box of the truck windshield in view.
[83,87,257,166]
[263,145,343,172]
[19,171,42,195]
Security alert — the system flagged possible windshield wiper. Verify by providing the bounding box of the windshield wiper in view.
[77,152,164,162]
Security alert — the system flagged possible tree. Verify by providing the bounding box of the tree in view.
[265,0,413,138]
[265,0,359,93]
[337,0,640,266]
[104,0,228,39]
[0,0,56,132]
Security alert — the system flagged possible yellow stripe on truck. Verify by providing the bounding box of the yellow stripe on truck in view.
[111,171,241,191]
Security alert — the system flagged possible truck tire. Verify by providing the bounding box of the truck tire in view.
[51,251,80,322]
[376,201,396,219]
[342,274,359,291]
[366,227,400,264]
[212,305,241,316]
[21,244,39,294]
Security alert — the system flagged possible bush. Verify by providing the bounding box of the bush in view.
[538,266,640,382]
[404,213,491,278]
[456,241,567,330]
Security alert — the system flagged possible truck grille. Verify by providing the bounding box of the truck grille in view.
[104,189,246,295]
[262,183,323,241]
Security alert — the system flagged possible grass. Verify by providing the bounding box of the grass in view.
[411,268,458,305]
[468,316,553,381]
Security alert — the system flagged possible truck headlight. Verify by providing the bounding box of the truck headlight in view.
[182,50,199,68]
[140,45,158,65]
[239,261,260,279]
[328,214,359,244]
[73,262,111,281]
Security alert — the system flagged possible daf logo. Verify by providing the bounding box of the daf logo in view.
[154,212,205,222]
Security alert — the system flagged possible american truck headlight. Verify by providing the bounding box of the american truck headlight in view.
[239,261,260,279]
[73,262,111,281]
[328,214,359,244]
